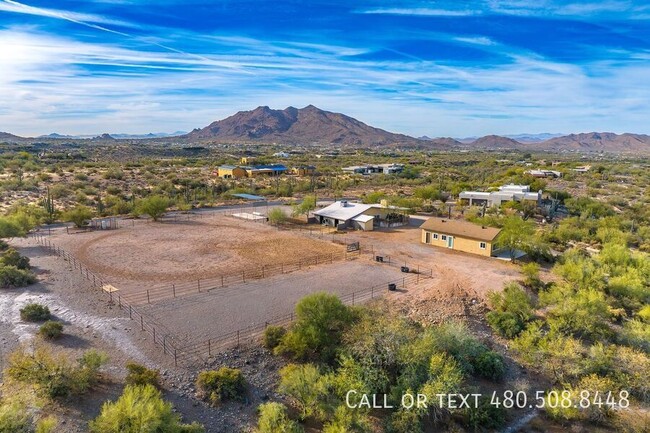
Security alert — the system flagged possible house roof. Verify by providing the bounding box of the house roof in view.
[420,218,501,242]
[314,201,374,221]
[352,214,374,223]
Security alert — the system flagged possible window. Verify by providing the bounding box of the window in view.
[433,233,439,240]
[441,235,447,241]
[479,242,487,250]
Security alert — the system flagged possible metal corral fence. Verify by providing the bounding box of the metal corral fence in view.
[30,229,433,368]
[173,268,432,364]
[30,232,184,367]
[121,248,363,305]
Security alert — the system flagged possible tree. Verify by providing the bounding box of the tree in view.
[292,195,316,219]
[278,364,330,420]
[276,292,355,363]
[495,215,535,261]
[89,385,204,433]
[136,195,170,221]
[62,205,94,228]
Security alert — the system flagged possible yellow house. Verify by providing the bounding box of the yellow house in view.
[291,166,316,176]
[420,218,501,257]
[217,165,248,179]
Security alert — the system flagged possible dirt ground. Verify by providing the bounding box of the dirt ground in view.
[345,215,522,301]
[140,259,409,346]
[48,215,344,293]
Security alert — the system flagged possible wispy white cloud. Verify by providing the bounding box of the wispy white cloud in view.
[357,7,480,17]
[0,0,136,27]
[2,27,649,137]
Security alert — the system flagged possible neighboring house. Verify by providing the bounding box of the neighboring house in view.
[217,165,248,179]
[216,164,288,178]
[526,169,562,178]
[420,218,501,257]
[459,184,541,207]
[273,151,290,158]
[291,165,316,176]
[244,164,288,177]
[571,165,591,173]
[341,163,405,175]
[314,200,408,231]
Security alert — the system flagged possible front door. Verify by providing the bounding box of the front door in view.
[447,236,454,248]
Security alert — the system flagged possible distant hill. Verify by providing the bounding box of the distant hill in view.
[540,132,650,151]
[470,135,523,148]
[0,132,25,141]
[185,105,425,147]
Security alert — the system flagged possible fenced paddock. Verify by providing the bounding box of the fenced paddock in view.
[31,232,432,367]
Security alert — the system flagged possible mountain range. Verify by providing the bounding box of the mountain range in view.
[2,105,650,152]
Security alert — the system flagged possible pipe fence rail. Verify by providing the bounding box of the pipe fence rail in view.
[172,269,432,364]
[120,248,362,305]
[30,228,433,368]
[30,232,184,367]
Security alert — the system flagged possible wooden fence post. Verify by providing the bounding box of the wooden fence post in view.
[140,316,144,330]
[147,290,150,304]
[172,284,176,298]
[208,339,211,357]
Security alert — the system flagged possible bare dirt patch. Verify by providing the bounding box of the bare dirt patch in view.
[49,216,344,292]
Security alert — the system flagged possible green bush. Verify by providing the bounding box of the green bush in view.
[6,346,107,399]
[20,303,50,322]
[276,292,355,363]
[263,325,286,350]
[136,195,170,221]
[39,321,63,339]
[267,208,287,225]
[0,249,29,270]
[0,401,31,433]
[386,409,422,433]
[464,396,507,430]
[125,361,160,388]
[0,265,36,288]
[255,402,303,433]
[473,350,506,381]
[487,311,526,339]
[89,385,204,433]
[62,205,94,228]
[196,367,245,406]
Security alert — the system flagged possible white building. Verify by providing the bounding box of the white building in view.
[459,184,541,207]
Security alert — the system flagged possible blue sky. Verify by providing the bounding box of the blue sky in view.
[1,0,650,137]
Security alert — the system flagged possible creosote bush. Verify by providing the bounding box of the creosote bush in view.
[0,265,36,288]
[255,402,303,433]
[89,384,204,433]
[196,367,245,406]
[263,325,286,350]
[19,303,50,322]
[125,361,161,388]
[38,321,63,340]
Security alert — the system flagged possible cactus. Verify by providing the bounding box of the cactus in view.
[42,186,55,224]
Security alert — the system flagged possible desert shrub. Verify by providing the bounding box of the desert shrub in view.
[386,409,423,433]
[0,265,36,288]
[35,416,58,433]
[425,322,490,376]
[267,208,287,225]
[263,325,286,350]
[0,401,30,433]
[0,240,9,251]
[473,350,506,381]
[464,396,507,430]
[6,346,107,399]
[125,361,161,388]
[62,205,93,228]
[89,385,204,433]
[196,367,245,406]
[276,292,355,363]
[136,195,170,221]
[486,283,534,338]
[0,217,25,239]
[322,406,372,433]
[39,321,63,339]
[255,402,303,433]
[0,249,30,270]
[278,364,331,421]
[20,303,50,321]
[487,311,525,339]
